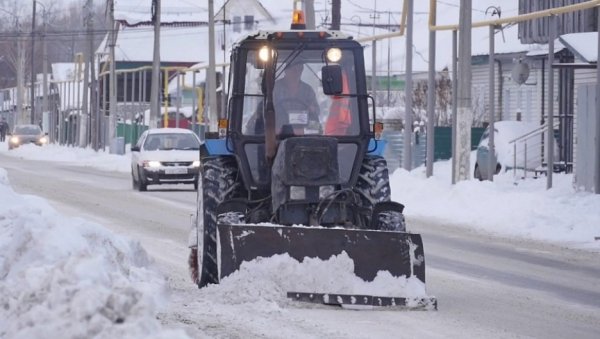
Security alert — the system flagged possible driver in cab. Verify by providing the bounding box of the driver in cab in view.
[247,59,321,135]
[273,59,321,134]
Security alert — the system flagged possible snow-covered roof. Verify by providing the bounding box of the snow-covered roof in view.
[114,0,207,26]
[214,0,276,24]
[96,26,226,64]
[51,63,79,82]
[525,40,567,57]
[559,32,598,63]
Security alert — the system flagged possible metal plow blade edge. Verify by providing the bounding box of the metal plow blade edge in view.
[287,292,437,310]
[217,224,436,309]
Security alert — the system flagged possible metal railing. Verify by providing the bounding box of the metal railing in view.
[508,121,559,179]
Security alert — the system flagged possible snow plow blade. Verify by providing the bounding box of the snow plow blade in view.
[217,224,426,283]
[287,292,437,310]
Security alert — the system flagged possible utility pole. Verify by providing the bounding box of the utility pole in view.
[487,24,496,181]
[150,0,161,129]
[454,0,472,182]
[386,11,391,106]
[305,0,315,30]
[81,0,92,148]
[596,6,600,194]
[426,1,436,177]
[331,0,340,30]
[402,0,414,170]
[546,15,556,189]
[16,20,25,123]
[207,0,218,133]
[108,0,117,152]
[42,8,49,139]
[30,0,37,124]
[89,8,97,150]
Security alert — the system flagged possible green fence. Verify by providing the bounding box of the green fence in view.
[433,127,486,161]
[117,123,147,144]
[116,123,208,144]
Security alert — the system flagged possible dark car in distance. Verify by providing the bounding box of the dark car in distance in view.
[8,124,48,150]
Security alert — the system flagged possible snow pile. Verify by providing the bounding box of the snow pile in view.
[391,158,600,249]
[3,143,131,173]
[202,252,428,307]
[0,169,188,339]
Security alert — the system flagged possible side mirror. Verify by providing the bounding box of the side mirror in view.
[321,65,343,95]
[131,146,140,152]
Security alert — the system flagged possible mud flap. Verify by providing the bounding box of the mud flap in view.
[217,224,426,283]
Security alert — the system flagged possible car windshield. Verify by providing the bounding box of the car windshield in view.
[143,133,200,151]
[14,125,42,135]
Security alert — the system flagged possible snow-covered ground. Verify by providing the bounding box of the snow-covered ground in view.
[1,142,599,337]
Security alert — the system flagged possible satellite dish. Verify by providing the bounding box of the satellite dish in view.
[512,61,530,85]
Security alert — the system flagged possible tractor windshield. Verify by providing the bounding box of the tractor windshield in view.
[241,48,359,137]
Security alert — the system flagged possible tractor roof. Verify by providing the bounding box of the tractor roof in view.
[235,30,355,45]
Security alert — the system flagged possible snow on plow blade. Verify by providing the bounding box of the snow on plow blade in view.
[217,224,427,284]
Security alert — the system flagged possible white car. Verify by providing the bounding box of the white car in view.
[131,128,202,191]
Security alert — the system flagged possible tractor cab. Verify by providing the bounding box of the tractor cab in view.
[227,31,374,193]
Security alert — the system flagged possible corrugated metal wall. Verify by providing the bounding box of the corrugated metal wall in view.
[518,0,597,44]
[471,58,559,125]
[572,68,596,167]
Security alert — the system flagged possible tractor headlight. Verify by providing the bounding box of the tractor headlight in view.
[319,185,335,199]
[289,186,306,200]
[9,136,19,144]
[326,48,342,63]
[259,46,271,62]
[143,160,162,168]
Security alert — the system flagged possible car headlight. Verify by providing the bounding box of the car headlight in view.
[9,136,19,144]
[143,160,162,168]
[39,136,48,144]
[192,160,200,167]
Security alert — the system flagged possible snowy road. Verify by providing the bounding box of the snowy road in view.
[2,153,599,338]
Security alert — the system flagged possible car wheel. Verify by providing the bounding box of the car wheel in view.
[474,164,483,181]
[495,163,502,174]
[131,169,139,189]
[137,167,147,192]
[193,177,199,191]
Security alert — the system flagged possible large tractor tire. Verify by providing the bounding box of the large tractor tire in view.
[190,156,245,288]
[355,155,405,232]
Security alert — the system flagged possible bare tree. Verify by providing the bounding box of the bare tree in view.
[0,0,107,88]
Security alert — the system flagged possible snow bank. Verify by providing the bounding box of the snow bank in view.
[2,143,131,173]
[0,168,188,339]
[390,158,600,249]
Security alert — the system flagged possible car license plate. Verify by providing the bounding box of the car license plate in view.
[165,167,187,175]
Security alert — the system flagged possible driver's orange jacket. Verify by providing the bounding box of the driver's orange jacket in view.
[325,71,352,135]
